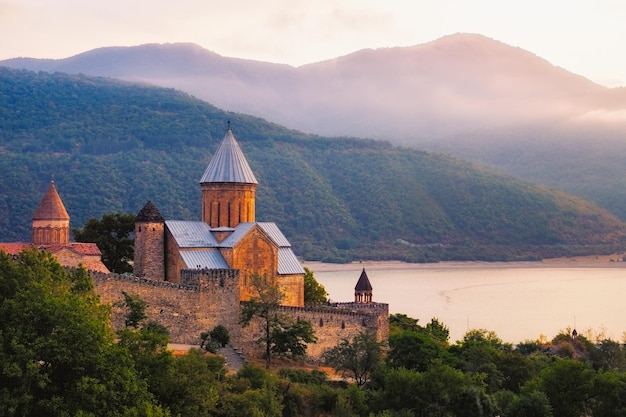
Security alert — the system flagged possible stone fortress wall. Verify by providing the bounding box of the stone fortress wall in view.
[90,269,388,361]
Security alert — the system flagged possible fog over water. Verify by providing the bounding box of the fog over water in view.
[306,261,626,344]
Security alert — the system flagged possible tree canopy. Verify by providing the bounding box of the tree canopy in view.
[72,213,135,273]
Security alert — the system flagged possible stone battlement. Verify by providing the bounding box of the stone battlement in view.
[88,268,387,361]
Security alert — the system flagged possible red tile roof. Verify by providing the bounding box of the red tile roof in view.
[33,181,69,221]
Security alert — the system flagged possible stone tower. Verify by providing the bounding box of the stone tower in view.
[355,268,373,303]
[134,200,165,280]
[32,180,70,245]
[200,127,258,229]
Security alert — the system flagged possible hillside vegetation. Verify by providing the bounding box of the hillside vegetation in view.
[5,35,626,223]
[1,67,624,262]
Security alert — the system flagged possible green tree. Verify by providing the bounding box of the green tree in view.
[303,267,328,305]
[200,324,230,353]
[73,212,135,273]
[271,318,317,358]
[323,332,385,386]
[0,249,158,416]
[389,313,420,334]
[387,330,447,371]
[531,358,595,417]
[450,329,511,392]
[118,291,148,328]
[240,274,316,368]
[424,317,450,343]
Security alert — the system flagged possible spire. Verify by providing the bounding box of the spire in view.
[200,127,258,184]
[355,268,373,303]
[135,200,164,222]
[32,180,70,245]
[355,268,373,291]
[33,180,70,221]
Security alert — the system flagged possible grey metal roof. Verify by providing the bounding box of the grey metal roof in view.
[278,248,305,275]
[180,250,229,269]
[166,220,218,248]
[257,222,291,247]
[200,129,258,184]
[219,222,293,249]
[218,222,255,248]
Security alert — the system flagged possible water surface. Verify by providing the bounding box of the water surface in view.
[306,262,626,344]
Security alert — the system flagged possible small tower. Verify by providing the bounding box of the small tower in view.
[200,126,258,228]
[355,268,373,303]
[32,180,70,245]
[134,200,165,280]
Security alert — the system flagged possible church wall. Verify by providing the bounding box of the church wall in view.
[201,183,256,228]
[52,247,86,268]
[279,274,305,307]
[230,229,278,302]
[165,228,185,283]
[32,219,69,245]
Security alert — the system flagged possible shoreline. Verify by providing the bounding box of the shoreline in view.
[303,253,626,273]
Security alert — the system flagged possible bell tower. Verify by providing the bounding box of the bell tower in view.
[200,125,258,229]
[32,180,70,245]
[355,268,373,303]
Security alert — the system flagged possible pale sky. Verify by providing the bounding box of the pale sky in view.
[1,0,625,87]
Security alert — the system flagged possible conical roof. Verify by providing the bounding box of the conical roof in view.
[355,268,373,291]
[135,200,164,222]
[200,128,258,184]
[33,181,70,221]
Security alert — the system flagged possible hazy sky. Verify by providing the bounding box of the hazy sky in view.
[1,0,625,87]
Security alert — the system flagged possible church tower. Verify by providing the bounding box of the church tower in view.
[200,126,258,229]
[134,200,165,280]
[355,268,373,303]
[32,180,70,245]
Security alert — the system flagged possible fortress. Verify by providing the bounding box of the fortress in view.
[3,127,389,361]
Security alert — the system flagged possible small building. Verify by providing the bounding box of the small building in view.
[355,268,373,303]
[0,180,109,273]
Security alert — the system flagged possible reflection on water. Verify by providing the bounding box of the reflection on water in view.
[308,263,626,344]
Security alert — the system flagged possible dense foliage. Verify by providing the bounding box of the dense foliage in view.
[73,213,135,273]
[1,67,625,262]
[5,251,626,416]
[240,274,317,368]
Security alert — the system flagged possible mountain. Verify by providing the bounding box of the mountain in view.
[0,67,624,262]
[3,33,622,140]
[4,34,626,224]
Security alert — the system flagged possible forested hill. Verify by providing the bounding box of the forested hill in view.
[1,67,624,262]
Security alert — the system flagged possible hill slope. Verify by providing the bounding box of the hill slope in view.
[4,34,620,140]
[1,67,624,262]
[5,34,626,224]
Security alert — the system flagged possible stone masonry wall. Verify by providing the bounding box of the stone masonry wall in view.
[237,302,389,361]
[91,269,240,345]
[134,221,165,280]
[90,270,388,361]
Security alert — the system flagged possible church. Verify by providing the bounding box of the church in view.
[1,125,388,358]
[0,180,109,273]
[133,126,305,307]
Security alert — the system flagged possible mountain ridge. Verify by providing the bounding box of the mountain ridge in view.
[0,67,624,262]
[3,33,616,139]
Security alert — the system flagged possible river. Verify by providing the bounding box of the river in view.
[304,260,626,344]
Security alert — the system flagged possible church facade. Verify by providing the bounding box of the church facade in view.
[133,127,305,307]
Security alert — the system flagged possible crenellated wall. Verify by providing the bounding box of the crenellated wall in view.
[91,269,240,345]
[89,269,388,361]
[237,302,389,360]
